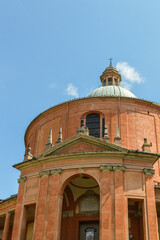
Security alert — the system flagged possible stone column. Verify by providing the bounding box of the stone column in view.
[34,170,50,240]
[144,169,159,240]
[2,212,11,240]
[45,169,62,240]
[100,165,112,240]
[11,177,27,240]
[113,166,125,240]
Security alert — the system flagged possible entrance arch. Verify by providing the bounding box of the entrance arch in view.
[60,174,100,240]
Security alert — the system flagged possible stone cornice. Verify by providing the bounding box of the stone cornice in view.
[13,150,158,172]
[18,176,27,183]
[13,152,127,171]
[0,196,17,211]
[143,168,155,176]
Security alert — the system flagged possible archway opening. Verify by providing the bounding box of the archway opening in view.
[60,175,100,240]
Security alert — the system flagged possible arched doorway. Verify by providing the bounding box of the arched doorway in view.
[60,175,100,240]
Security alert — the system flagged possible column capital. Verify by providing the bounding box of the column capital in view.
[6,212,11,216]
[39,170,50,178]
[50,169,62,175]
[100,165,112,172]
[144,168,155,176]
[113,166,126,172]
[18,176,27,183]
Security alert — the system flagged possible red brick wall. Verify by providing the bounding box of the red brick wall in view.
[25,98,160,156]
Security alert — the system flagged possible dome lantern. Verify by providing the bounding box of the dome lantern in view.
[100,59,121,87]
[88,59,137,99]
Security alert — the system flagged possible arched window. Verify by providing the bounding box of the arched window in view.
[108,77,112,85]
[114,78,118,86]
[103,79,106,86]
[86,113,100,138]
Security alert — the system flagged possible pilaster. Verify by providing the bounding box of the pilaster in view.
[45,170,62,240]
[100,165,112,240]
[11,177,26,240]
[34,170,50,240]
[2,212,11,240]
[114,166,125,240]
[144,169,159,240]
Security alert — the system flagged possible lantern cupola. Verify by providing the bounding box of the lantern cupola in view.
[100,59,121,86]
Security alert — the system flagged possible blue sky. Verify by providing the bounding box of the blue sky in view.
[0,0,160,199]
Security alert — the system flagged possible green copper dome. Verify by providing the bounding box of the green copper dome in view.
[88,86,137,98]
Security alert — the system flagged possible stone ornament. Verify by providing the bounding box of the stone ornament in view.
[56,127,63,144]
[114,124,121,146]
[103,124,110,141]
[77,119,89,136]
[39,169,62,177]
[78,168,83,174]
[17,176,27,183]
[142,138,152,153]
[24,146,33,161]
[6,211,11,216]
[113,166,126,172]
[50,169,62,175]
[143,168,155,176]
[62,210,74,218]
[39,170,50,178]
[100,165,112,172]
[45,128,53,151]
[100,165,126,172]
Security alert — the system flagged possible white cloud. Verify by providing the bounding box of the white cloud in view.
[121,81,132,90]
[116,62,144,84]
[66,83,78,98]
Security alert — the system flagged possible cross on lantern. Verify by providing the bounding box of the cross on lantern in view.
[109,58,113,66]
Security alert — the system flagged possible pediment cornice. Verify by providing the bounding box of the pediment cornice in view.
[41,134,128,157]
[13,134,160,171]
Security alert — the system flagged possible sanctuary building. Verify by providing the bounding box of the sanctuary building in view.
[1,62,160,240]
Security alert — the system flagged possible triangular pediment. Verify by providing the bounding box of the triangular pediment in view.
[41,134,128,158]
[13,134,160,171]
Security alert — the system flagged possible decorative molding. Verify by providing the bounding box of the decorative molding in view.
[62,210,74,218]
[100,165,112,172]
[78,168,83,174]
[6,211,11,216]
[39,170,50,178]
[56,127,63,144]
[78,168,84,177]
[50,169,62,175]
[39,169,62,177]
[24,147,33,161]
[144,168,155,176]
[77,127,89,136]
[113,166,126,172]
[142,138,151,153]
[18,176,27,183]
[70,181,98,189]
